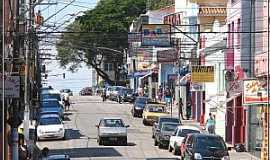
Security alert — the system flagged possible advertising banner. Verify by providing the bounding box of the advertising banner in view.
[157,49,177,63]
[243,79,269,105]
[142,24,171,47]
[0,75,20,98]
[128,33,141,43]
[191,66,214,82]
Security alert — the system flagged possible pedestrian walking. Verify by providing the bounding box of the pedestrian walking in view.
[63,93,70,111]
[205,113,215,134]
[178,98,185,120]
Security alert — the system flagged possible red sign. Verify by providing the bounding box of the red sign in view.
[164,12,182,26]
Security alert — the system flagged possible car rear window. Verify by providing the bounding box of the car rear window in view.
[40,117,61,125]
[196,136,226,150]
[178,129,200,137]
[41,101,60,108]
[162,123,178,131]
[148,106,165,112]
[104,119,124,127]
[41,94,61,101]
[136,98,147,104]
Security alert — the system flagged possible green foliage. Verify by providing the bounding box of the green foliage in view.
[148,0,174,10]
[56,0,146,83]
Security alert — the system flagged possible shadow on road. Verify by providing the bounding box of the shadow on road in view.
[48,147,122,158]
[103,142,136,146]
[65,128,85,140]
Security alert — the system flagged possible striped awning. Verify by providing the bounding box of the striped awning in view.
[199,7,226,16]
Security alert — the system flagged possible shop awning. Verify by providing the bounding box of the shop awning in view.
[128,71,152,78]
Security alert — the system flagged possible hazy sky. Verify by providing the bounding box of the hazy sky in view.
[38,0,98,94]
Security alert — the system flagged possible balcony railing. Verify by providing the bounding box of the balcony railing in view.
[198,7,226,17]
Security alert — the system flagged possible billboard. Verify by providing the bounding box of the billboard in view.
[157,49,177,63]
[128,32,141,43]
[142,24,171,47]
[191,66,214,82]
[0,75,20,98]
[243,79,269,105]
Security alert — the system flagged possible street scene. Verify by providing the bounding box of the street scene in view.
[1,0,270,160]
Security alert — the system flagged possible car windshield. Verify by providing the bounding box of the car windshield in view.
[159,118,179,128]
[148,106,165,112]
[136,98,147,104]
[177,129,200,137]
[41,101,60,108]
[162,123,178,131]
[125,89,133,94]
[104,119,124,127]
[196,136,226,150]
[41,94,61,101]
[63,89,71,93]
[39,117,61,125]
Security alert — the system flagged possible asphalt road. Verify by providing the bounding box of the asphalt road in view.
[37,96,180,160]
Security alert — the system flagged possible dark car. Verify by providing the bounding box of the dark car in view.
[60,89,73,96]
[79,87,93,96]
[154,122,179,148]
[182,133,230,160]
[40,99,64,119]
[131,97,149,117]
[152,116,180,139]
[119,88,135,103]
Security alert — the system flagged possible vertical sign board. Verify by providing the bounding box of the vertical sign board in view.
[141,24,171,47]
[243,79,268,105]
[191,66,214,83]
[0,75,20,98]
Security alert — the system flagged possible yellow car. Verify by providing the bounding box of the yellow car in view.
[142,103,169,125]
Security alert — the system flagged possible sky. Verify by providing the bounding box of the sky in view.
[38,0,98,94]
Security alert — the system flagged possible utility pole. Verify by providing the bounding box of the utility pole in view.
[23,0,32,145]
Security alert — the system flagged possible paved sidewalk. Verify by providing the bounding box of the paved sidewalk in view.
[168,103,260,160]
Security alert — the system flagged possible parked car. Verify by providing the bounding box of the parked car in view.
[79,87,93,96]
[154,122,179,148]
[36,114,65,140]
[40,98,64,119]
[96,117,129,145]
[131,97,149,117]
[60,89,73,96]
[169,125,201,155]
[48,154,70,160]
[152,116,180,139]
[181,133,230,160]
[142,103,169,125]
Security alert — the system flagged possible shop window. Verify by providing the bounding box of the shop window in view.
[104,63,113,71]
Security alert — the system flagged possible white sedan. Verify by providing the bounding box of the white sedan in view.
[169,125,201,155]
[37,114,65,140]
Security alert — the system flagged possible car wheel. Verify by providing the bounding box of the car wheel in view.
[143,119,147,125]
[123,137,127,146]
[98,137,103,145]
[154,139,158,146]
[173,147,179,155]
[158,142,163,149]
[168,145,173,152]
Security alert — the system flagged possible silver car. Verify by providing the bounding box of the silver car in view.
[96,117,129,145]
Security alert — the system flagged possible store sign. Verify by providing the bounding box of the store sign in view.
[157,49,177,63]
[0,75,20,98]
[191,66,214,82]
[226,80,243,97]
[163,12,182,26]
[142,24,171,47]
[243,79,269,105]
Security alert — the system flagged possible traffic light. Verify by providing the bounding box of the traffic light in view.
[63,73,65,79]
[44,74,48,79]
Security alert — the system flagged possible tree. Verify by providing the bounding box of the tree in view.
[56,0,146,84]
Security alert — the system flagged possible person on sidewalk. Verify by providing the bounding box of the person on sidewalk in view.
[205,113,216,134]
[178,98,185,120]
